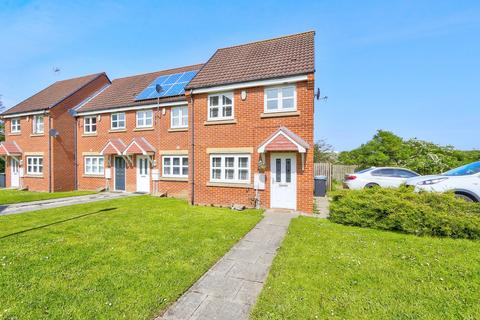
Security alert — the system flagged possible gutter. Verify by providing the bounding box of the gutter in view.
[74,116,78,190]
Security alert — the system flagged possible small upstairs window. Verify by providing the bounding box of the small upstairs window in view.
[84,116,97,134]
[11,118,21,133]
[32,115,44,134]
[208,93,233,121]
[136,110,153,128]
[171,106,188,128]
[111,112,126,130]
[264,85,296,113]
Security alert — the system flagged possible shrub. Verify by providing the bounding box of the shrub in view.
[329,187,480,239]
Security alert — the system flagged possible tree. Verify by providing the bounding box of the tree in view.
[338,130,478,175]
[313,139,337,163]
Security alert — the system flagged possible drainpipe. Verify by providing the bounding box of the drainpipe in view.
[73,115,78,190]
[190,90,195,205]
[48,115,52,192]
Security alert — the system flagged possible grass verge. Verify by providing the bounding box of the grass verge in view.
[252,217,480,319]
[0,196,262,319]
[0,189,96,205]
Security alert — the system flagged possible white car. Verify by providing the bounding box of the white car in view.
[344,167,420,189]
[406,161,480,202]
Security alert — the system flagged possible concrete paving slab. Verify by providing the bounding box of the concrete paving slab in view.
[158,209,298,320]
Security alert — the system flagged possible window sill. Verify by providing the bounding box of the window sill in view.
[8,132,21,136]
[30,133,45,137]
[168,127,188,132]
[158,177,188,182]
[133,127,154,132]
[260,111,300,118]
[204,119,237,126]
[82,133,97,137]
[207,182,252,189]
[83,174,105,178]
[108,129,127,133]
[24,175,44,179]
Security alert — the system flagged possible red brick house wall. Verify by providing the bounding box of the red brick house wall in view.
[76,105,190,198]
[189,74,314,213]
[3,74,110,192]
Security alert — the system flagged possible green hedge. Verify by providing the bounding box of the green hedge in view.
[329,187,480,239]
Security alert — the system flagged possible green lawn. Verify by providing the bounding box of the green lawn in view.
[252,217,480,319]
[0,189,96,205]
[0,196,262,319]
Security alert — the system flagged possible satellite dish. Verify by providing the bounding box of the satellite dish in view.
[155,84,163,94]
[49,128,59,137]
[68,109,77,116]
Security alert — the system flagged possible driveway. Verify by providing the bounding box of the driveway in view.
[0,192,139,215]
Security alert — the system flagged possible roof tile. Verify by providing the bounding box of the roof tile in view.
[187,31,315,89]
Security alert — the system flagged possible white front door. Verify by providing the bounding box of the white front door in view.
[10,158,20,188]
[270,153,297,210]
[136,156,150,193]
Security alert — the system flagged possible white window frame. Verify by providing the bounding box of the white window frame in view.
[84,116,97,134]
[136,110,153,128]
[111,112,126,130]
[171,106,188,129]
[11,118,21,133]
[264,85,297,113]
[207,92,234,121]
[26,156,43,175]
[84,156,105,175]
[210,154,250,184]
[162,155,188,178]
[32,115,44,134]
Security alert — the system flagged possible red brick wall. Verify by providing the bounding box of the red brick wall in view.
[4,115,50,191]
[189,74,314,213]
[76,105,190,197]
[3,74,110,192]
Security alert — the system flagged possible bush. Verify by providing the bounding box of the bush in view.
[329,187,480,239]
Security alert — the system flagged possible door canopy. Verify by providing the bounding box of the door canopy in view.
[258,127,310,153]
[0,141,22,156]
[100,138,127,155]
[124,137,156,155]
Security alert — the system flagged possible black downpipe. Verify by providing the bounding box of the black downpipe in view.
[73,116,78,190]
[48,115,52,192]
[190,90,195,205]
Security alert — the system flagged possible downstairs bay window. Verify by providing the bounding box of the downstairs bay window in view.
[210,154,250,183]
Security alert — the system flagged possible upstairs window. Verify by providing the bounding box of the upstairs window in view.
[84,116,97,134]
[11,118,21,133]
[171,106,188,128]
[32,115,44,134]
[111,112,126,130]
[208,93,233,121]
[264,85,296,112]
[136,110,153,128]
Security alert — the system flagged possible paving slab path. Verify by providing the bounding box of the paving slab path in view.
[159,209,298,320]
[0,192,139,216]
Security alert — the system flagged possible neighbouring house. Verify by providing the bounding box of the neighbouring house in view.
[1,31,315,212]
[0,73,111,191]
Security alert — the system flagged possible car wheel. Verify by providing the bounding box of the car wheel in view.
[454,193,475,202]
[365,183,379,189]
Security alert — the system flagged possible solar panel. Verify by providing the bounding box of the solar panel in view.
[135,70,198,101]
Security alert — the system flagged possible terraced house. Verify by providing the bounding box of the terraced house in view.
[0,73,110,192]
[1,31,315,212]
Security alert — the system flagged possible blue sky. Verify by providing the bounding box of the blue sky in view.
[1,0,479,151]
